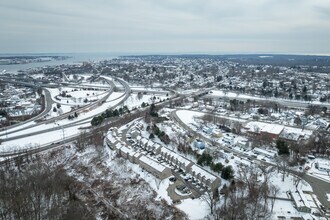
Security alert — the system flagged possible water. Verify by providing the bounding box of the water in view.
[0,52,120,73]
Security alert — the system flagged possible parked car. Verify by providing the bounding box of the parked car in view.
[169,176,176,182]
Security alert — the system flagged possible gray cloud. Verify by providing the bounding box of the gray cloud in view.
[0,0,329,54]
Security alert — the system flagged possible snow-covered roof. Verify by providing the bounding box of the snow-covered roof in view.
[141,137,149,145]
[291,189,310,209]
[106,135,118,144]
[136,135,142,141]
[190,164,217,182]
[279,129,301,141]
[284,127,313,136]
[133,152,142,158]
[160,147,192,167]
[245,121,284,135]
[120,146,135,155]
[260,124,284,135]
[317,162,330,171]
[139,155,168,172]
[147,140,154,147]
[253,147,276,157]
[130,128,140,134]
[115,142,123,149]
[153,143,162,149]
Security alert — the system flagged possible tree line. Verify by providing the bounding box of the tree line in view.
[91,105,130,126]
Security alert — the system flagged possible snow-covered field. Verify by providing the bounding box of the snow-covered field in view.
[176,198,209,220]
[48,87,109,106]
[46,103,73,118]
[123,93,168,110]
[208,90,330,106]
[0,91,127,152]
[0,123,85,153]
[176,109,204,125]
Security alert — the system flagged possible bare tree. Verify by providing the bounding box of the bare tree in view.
[215,165,272,219]
[201,188,219,215]
[76,130,88,152]
[276,155,290,182]
[269,184,280,213]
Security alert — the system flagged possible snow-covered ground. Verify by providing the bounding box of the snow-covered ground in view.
[208,90,330,106]
[105,146,173,203]
[112,121,213,220]
[176,198,210,220]
[48,87,108,106]
[306,158,330,183]
[176,110,204,125]
[123,93,168,110]
[0,91,127,152]
[45,103,73,119]
[174,109,323,219]
[270,172,312,198]
[0,121,37,135]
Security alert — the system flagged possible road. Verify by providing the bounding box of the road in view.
[206,92,330,109]
[0,86,189,158]
[0,88,54,133]
[290,170,330,210]
[170,109,330,210]
[0,77,118,139]
[0,75,117,133]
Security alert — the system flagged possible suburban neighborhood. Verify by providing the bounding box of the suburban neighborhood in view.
[0,54,329,219]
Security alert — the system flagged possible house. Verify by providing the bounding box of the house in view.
[223,136,234,144]
[138,155,171,180]
[118,145,135,162]
[202,127,213,134]
[139,137,149,148]
[105,131,120,150]
[245,121,284,139]
[146,142,162,154]
[189,164,221,191]
[253,147,277,159]
[130,128,140,139]
[159,147,193,172]
[290,189,311,213]
[315,162,330,172]
[236,139,248,148]
[279,129,302,142]
[193,139,205,150]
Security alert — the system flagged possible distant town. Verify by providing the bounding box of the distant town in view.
[0,54,329,219]
[0,55,68,65]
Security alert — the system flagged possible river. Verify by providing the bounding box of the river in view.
[0,53,120,73]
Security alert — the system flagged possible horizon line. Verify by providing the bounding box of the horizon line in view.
[0,52,330,57]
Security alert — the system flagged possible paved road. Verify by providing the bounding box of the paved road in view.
[0,76,184,157]
[206,92,330,109]
[290,170,330,210]
[0,78,118,139]
[0,88,54,133]
[0,75,116,134]
[170,109,330,210]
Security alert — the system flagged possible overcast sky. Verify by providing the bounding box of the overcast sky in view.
[1,0,330,55]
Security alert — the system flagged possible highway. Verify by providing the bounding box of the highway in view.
[0,88,54,133]
[0,78,130,145]
[2,77,328,213]
[0,77,116,138]
[0,87,187,157]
